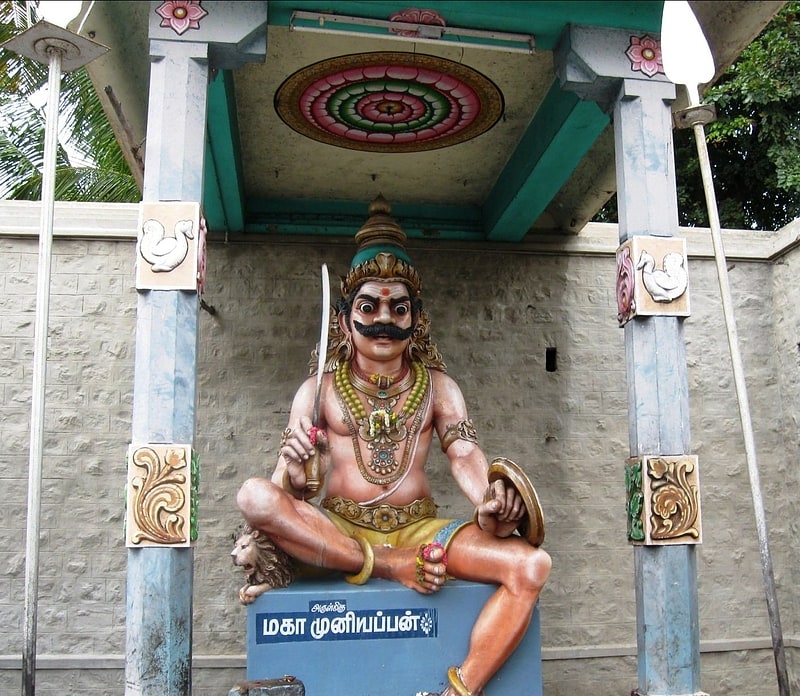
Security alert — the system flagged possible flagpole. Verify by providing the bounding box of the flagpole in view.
[1,16,108,694]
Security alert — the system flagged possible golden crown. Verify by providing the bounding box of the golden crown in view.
[341,195,422,297]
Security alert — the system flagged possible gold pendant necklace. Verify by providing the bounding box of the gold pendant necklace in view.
[335,361,430,485]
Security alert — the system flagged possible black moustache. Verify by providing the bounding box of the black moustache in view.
[353,321,414,340]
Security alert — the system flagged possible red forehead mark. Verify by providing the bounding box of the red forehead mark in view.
[380,287,391,296]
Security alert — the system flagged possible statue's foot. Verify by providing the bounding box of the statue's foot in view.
[445,666,485,696]
[374,542,447,594]
[413,666,485,696]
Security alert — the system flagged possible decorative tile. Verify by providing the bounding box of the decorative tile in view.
[616,236,690,325]
[126,443,199,547]
[136,201,203,291]
[155,1,208,35]
[625,35,663,77]
[626,455,702,545]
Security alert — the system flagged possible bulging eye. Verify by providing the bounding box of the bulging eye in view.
[358,301,375,313]
[395,304,410,316]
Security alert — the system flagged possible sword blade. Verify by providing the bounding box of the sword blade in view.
[312,263,330,426]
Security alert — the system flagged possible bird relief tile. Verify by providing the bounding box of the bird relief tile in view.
[136,201,202,291]
[616,236,690,326]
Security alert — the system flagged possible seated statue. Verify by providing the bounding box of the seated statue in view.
[237,196,551,696]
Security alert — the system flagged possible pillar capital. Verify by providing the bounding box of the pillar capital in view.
[149,0,267,69]
[555,24,675,112]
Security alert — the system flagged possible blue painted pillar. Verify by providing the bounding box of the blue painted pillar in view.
[555,26,703,695]
[125,5,268,694]
[126,37,209,695]
[614,78,702,696]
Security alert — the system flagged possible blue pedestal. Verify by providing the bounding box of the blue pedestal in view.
[246,578,542,696]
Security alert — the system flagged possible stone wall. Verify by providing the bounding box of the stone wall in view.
[0,225,797,695]
[770,223,800,664]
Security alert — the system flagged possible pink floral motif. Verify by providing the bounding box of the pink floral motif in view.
[616,245,636,325]
[388,8,446,37]
[626,35,663,78]
[155,1,208,36]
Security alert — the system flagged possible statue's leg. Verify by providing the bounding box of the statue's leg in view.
[440,525,551,695]
[236,477,364,575]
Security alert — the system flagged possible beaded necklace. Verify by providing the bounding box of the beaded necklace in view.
[334,360,430,485]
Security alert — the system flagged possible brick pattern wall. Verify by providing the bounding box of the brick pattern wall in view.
[771,250,800,644]
[0,235,797,695]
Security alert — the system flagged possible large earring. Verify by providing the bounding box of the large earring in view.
[342,333,353,362]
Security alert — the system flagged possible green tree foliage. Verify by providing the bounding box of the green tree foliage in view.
[674,1,800,229]
[0,0,140,202]
[596,2,800,230]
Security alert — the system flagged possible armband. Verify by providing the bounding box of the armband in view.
[440,419,478,453]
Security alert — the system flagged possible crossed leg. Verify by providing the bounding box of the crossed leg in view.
[431,525,551,695]
[237,477,467,591]
[237,478,551,695]
[237,477,365,573]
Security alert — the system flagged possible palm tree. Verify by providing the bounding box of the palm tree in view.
[0,0,140,201]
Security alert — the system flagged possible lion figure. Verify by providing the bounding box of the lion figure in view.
[231,525,294,604]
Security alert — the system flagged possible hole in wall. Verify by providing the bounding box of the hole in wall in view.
[545,346,557,372]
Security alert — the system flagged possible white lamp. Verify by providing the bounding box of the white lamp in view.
[660,0,715,106]
[37,1,83,28]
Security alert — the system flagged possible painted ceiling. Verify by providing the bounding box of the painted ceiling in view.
[80,1,782,243]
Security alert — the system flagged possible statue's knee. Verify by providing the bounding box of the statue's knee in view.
[529,548,552,589]
[236,477,279,520]
[514,547,552,594]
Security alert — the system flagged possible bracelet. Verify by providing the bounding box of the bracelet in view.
[447,666,484,696]
[344,534,374,585]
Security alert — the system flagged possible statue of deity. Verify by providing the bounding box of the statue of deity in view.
[237,195,550,696]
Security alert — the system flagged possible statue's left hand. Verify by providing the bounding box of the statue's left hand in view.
[475,479,525,538]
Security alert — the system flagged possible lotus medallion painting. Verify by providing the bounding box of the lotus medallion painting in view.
[274,52,504,153]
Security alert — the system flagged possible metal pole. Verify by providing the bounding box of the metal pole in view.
[22,44,63,696]
[690,119,791,696]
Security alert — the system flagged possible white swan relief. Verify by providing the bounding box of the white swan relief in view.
[138,218,195,273]
[636,250,688,303]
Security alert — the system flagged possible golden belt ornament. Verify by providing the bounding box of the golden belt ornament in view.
[322,495,437,532]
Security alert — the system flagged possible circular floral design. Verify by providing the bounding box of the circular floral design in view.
[154,0,207,35]
[274,52,504,152]
[372,505,399,531]
[626,35,663,78]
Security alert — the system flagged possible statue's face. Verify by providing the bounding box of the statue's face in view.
[346,280,414,363]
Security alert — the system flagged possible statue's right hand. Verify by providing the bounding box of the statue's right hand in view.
[279,416,317,464]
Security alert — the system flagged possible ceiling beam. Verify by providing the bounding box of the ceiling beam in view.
[482,80,609,241]
[203,70,246,233]
[244,198,486,241]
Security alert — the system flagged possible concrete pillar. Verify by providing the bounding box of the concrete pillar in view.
[555,25,703,695]
[614,78,701,696]
[126,3,267,693]
[126,36,209,696]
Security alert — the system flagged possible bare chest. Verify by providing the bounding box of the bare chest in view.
[323,362,434,487]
